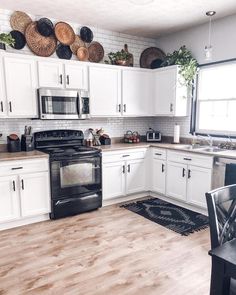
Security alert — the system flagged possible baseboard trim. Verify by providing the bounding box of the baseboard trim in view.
[102,192,149,207]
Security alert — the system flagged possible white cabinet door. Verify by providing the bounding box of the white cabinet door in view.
[89,66,121,116]
[0,176,20,223]
[126,159,146,195]
[166,162,187,201]
[20,172,50,217]
[152,159,166,194]
[122,69,153,116]
[102,161,125,200]
[187,165,212,208]
[4,57,37,117]
[38,61,64,88]
[65,64,88,90]
[154,67,176,116]
[0,56,7,117]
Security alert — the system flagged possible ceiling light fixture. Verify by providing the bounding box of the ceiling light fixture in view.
[129,0,154,5]
[205,11,216,61]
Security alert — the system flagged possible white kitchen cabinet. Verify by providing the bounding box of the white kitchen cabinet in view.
[38,61,64,88]
[126,159,146,194]
[153,65,188,116]
[0,56,7,117]
[65,64,88,90]
[0,175,20,223]
[38,61,88,90]
[152,159,166,195]
[89,65,121,117]
[20,172,50,217]
[102,161,125,200]
[122,69,153,116]
[4,56,38,118]
[187,165,212,208]
[166,162,187,201]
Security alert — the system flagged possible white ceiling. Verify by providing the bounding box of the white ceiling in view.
[1,0,236,38]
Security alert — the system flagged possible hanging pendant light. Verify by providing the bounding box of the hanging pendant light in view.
[205,11,216,61]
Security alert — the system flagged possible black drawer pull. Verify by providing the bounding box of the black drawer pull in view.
[122,155,130,157]
[182,168,186,177]
[183,157,192,161]
[155,153,162,156]
[11,167,23,170]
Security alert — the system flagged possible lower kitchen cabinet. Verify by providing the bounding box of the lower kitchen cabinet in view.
[20,172,50,217]
[0,175,20,223]
[126,159,146,195]
[187,165,212,208]
[102,161,126,200]
[166,162,187,201]
[152,158,166,195]
[0,158,51,228]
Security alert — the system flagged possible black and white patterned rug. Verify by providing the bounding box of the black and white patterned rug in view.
[121,198,209,236]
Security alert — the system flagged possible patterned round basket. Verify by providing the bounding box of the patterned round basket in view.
[55,22,75,45]
[10,11,32,34]
[76,47,89,61]
[25,22,57,57]
[88,42,104,63]
[140,47,166,69]
[70,35,85,55]
[56,43,72,60]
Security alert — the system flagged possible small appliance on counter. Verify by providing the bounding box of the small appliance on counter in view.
[146,128,161,142]
[124,131,140,143]
[7,134,21,152]
[21,126,34,151]
[99,134,111,145]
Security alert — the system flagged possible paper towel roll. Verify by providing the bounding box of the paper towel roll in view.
[174,124,180,143]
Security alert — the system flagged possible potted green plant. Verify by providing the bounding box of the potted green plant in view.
[161,46,198,86]
[105,50,130,66]
[0,33,15,50]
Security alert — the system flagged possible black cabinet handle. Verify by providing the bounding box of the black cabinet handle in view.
[123,104,126,113]
[155,153,162,156]
[12,180,15,191]
[118,104,121,112]
[9,101,12,112]
[170,103,173,112]
[21,179,24,190]
[11,167,23,170]
[122,155,130,157]
[183,158,192,161]
[59,74,63,84]
[122,165,125,174]
[0,101,3,112]
[66,75,70,85]
[127,164,130,173]
[182,168,186,177]
[162,163,165,173]
[188,169,191,179]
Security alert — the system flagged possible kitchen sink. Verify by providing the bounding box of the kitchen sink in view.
[183,145,204,150]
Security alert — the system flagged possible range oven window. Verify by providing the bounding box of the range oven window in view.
[42,96,77,114]
[59,158,101,188]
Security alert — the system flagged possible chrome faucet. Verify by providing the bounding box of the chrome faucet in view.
[196,134,214,146]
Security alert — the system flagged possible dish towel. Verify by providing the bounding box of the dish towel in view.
[225,163,236,186]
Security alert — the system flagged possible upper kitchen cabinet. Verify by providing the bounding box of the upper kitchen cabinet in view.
[89,65,122,117]
[3,56,38,118]
[38,60,88,90]
[0,56,7,118]
[122,68,153,116]
[153,65,188,116]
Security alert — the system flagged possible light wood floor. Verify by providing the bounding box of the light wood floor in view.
[0,202,211,295]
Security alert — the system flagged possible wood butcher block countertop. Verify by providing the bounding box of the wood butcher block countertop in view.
[100,142,236,159]
[0,150,49,162]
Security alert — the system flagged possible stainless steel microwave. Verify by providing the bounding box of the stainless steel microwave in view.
[38,88,90,120]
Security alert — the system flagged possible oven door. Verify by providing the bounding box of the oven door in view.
[38,88,79,119]
[50,154,102,199]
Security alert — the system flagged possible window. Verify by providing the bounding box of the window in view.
[194,60,236,136]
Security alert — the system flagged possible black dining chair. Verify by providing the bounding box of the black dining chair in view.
[206,185,236,295]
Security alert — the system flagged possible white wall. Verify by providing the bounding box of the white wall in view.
[154,13,236,139]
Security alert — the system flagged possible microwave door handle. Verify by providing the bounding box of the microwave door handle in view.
[77,94,81,117]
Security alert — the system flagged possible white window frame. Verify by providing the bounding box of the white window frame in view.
[195,60,236,136]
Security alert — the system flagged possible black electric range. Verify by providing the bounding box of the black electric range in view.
[34,130,102,219]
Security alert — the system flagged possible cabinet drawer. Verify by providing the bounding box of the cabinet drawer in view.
[102,148,147,163]
[167,150,213,168]
[152,148,166,160]
[0,158,49,176]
